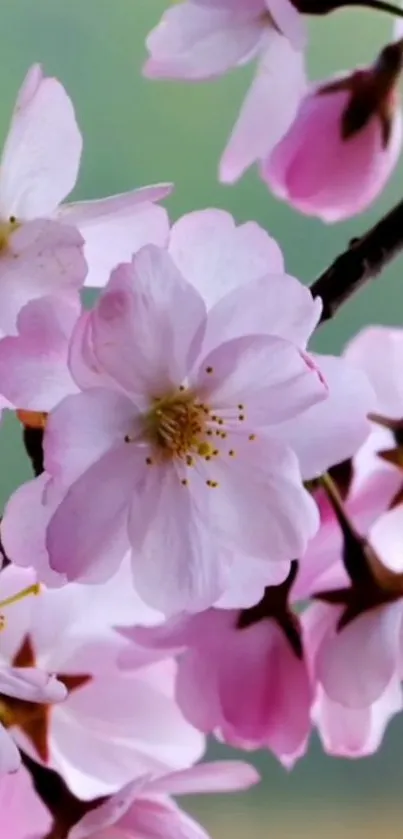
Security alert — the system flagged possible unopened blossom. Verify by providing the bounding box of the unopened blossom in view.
[69,761,259,839]
[263,40,403,221]
[37,244,328,614]
[0,64,171,290]
[0,564,203,798]
[0,766,51,838]
[145,0,307,184]
[122,564,312,767]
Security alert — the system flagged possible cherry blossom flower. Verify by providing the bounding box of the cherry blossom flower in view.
[121,567,313,768]
[0,564,204,798]
[69,761,259,839]
[0,766,51,838]
[37,244,328,613]
[0,64,171,290]
[305,604,402,758]
[263,41,403,221]
[144,1,307,184]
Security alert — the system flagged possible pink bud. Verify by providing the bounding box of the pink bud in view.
[262,42,403,221]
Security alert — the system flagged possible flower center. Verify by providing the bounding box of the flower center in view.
[143,389,212,461]
[0,216,19,253]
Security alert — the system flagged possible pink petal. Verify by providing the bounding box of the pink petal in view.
[0,725,21,773]
[0,766,51,833]
[0,66,81,218]
[218,621,311,761]
[1,474,66,587]
[220,33,306,183]
[148,761,259,797]
[60,188,171,289]
[0,295,79,411]
[216,555,290,609]
[195,335,326,426]
[144,3,265,80]
[0,219,86,335]
[44,388,136,485]
[68,780,146,838]
[316,603,403,708]
[90,246,206,399]
[169,209,284,308]
[46,445,137,583]
[344,326,403,418]
[51,663,204,799]
[203,275,321,357]
[314,677,402,758]
[370,504,403,574]
[204,434,319,561]
[120,798,210,839]
[0,666,66,703]
[269,354,375,480]
[129,463,227,614]
[265,0,306,50]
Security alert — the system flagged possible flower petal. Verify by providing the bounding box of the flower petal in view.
[169,209,283,308]
[195,335,326,426]
[46,445,135,583]
[220,33,306,183]
[147,760,259,796]
[316,603,403,708]
[0,295,78,411]
[129,463,228,614]
[269,354,375,479]
[0,65,81,218]
[144,2,265,80]
[0,219,86,335]
[90,246,206,398]
[60,188,171,289]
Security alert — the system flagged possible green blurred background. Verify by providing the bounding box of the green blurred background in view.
[1,0,403,835]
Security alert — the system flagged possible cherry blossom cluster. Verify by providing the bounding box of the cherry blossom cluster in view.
[2,0,403,834]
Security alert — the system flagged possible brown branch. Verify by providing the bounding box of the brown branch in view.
[311,197,403,325]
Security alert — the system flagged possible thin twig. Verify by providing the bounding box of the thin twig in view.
[311,196,403,325]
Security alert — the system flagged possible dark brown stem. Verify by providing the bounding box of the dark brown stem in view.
[22,426,44,477]
[21,752,103,839]
[311,197,403,325]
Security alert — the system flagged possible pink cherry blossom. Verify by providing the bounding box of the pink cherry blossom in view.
[0,564,204,798]
[1,64,171,290]
[144,1,307,184]
[38,243,331,613]
[302,489,403,711]
[121,582,313,769]
[0,766,51,838]
[303,603,403,757]
[263,52,403,221]
[69,760,259,839]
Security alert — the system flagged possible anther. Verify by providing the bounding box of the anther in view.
[206,366,214,374]
[181,479,188,486]
[229,450,235,457]
[238,404,244,410]
[249,434,256,441]
[238,415,245,421]
[145,456,153,465]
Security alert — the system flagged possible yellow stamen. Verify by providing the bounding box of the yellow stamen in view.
[0,584,41,611]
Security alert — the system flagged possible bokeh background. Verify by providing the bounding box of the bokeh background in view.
[0,0,402,835]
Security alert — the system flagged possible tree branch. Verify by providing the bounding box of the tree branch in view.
[311,196,403,325]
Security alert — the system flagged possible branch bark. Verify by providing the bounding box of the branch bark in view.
[311,196,403,325]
